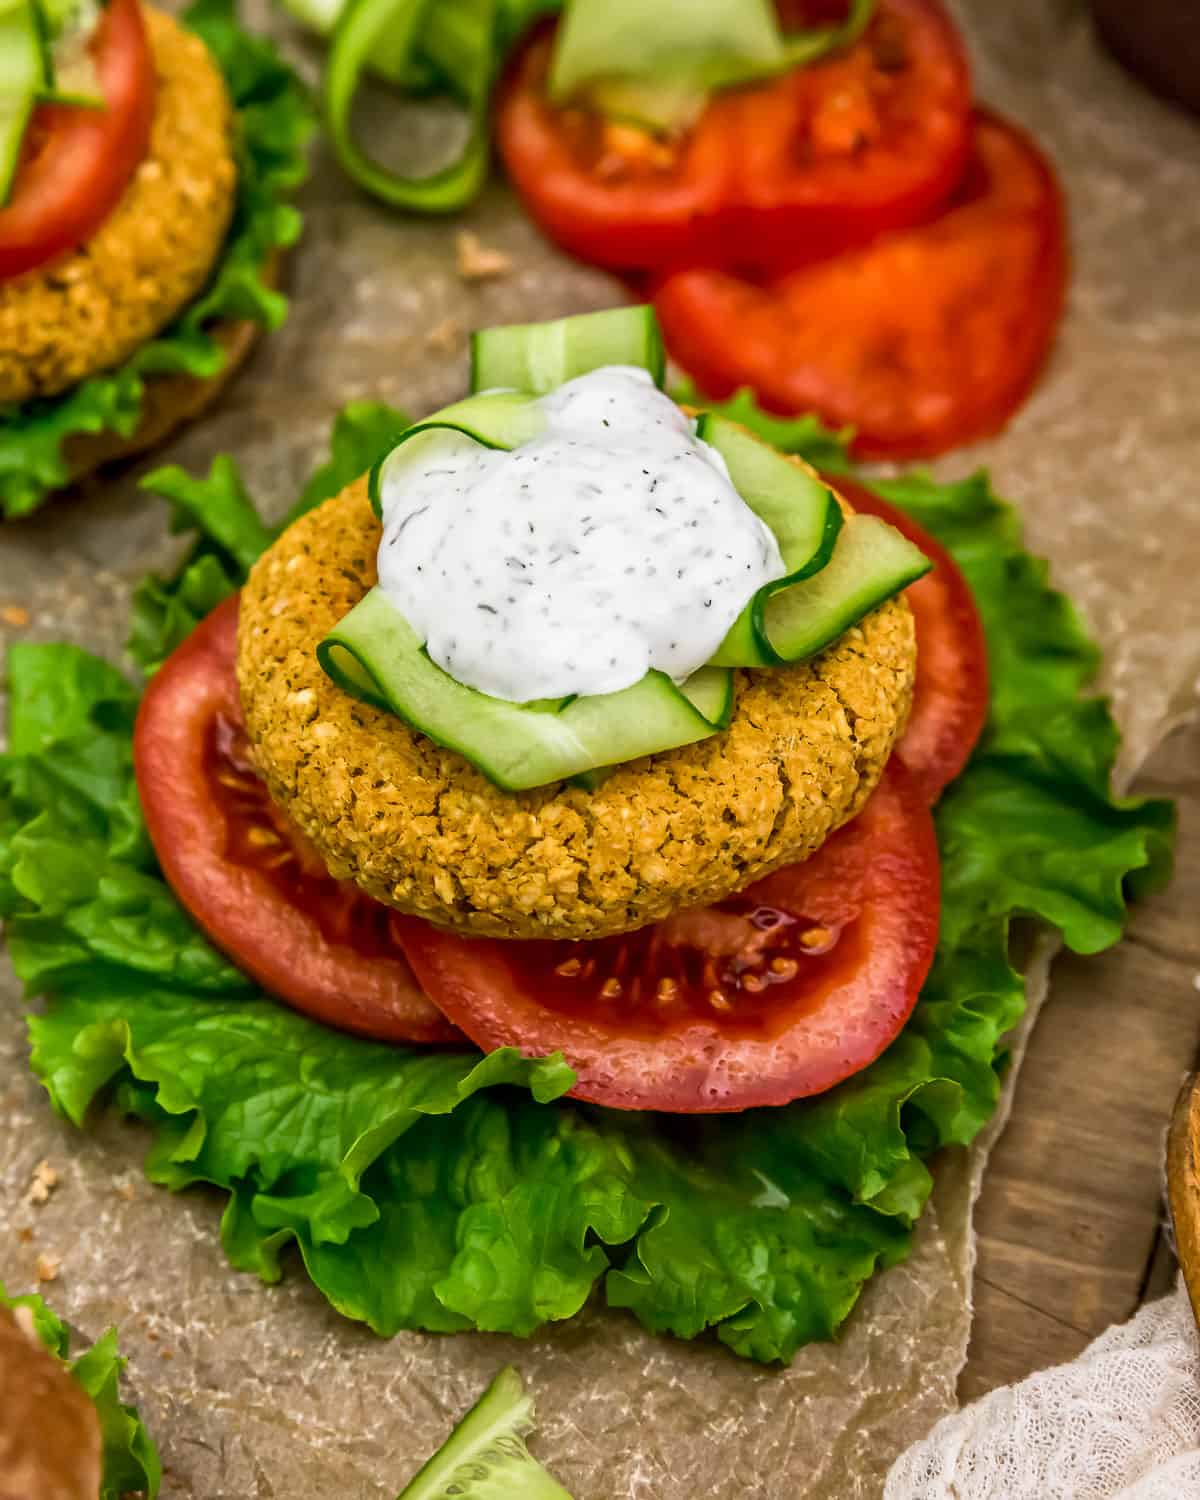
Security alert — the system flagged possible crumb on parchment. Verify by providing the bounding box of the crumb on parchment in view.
[455,231,514,281]
[1,605,30,628]
[35,1253,62,1285]
[426,317,464,352]
[25,1160,59,1207]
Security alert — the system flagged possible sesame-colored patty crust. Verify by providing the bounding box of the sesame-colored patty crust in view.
[0,8,236,405]
[239,477,917,941]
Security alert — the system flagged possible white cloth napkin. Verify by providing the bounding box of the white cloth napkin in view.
[885,1279,1200,1499]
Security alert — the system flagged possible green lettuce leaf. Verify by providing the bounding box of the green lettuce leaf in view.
[1,414,1174,1362]
[130,402,412,674]
[0,0,314,521]
[671,378,855,472]
[0,1283,162,1498]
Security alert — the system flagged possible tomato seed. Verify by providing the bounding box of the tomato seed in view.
[799,926,833,950]
[708,991,732,1012]
[742,973,766,994]
[769,957,799,980]
[655,977,679,1004]
[555,957,583,978]
[246,826,280,847]
[600,978,622,999]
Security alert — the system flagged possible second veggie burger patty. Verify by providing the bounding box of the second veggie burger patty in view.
[237,478,917,941]
[0,9,236,405]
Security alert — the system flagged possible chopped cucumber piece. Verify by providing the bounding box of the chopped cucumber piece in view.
[715,512,931,666]
[470,306,665,397]
[319,587,727,791]
[369,390,545,517]
[699,413,843,666]
[396,1366,574,1500]
[548,0,785,105]
[0,0,44,205]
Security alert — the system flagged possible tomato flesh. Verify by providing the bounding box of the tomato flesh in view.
[396,762,940,1112]
[654,110,1068,458]
[0,0,156,281]
[495,0,971,274]
[133,595,461,1045]
[830,476,988,801]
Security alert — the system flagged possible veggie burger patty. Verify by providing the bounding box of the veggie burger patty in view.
[0,9,235,405]
[238,477,917,941]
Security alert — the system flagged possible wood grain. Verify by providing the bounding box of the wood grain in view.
[961,718,1200,1401]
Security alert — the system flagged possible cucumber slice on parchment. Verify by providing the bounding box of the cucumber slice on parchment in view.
[396,1366,573,1500]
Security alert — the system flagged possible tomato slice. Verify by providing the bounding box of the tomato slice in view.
[654,110,1068,458]
[395,763,940,1112]
[133,595,461,1045]
[830,476,988,802]
[495,0,971,274]
[0,0,156,282]
[735,0,972,269]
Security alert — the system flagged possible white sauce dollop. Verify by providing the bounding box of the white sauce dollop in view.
[376,366,785,702]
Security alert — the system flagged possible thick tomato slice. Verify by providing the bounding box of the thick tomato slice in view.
[831,476,988,802]
[654,110,1068,459]
[133,595,461,1045]
[495,0,970,274]
[0,0,156,281]
[396,762,940,1113]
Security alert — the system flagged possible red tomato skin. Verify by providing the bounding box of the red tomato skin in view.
[395,763,941,1113]
[828,476,988,802]
[133,595,461,1045]
[654,110,1068,459]
[495,0,971,274]
[0,0,156,282]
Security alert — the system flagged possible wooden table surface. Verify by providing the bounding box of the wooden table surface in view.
[961,715,1200,1401]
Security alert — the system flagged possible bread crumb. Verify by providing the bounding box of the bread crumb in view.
[146,1330,160,1343]
[116,1182,137,1202]
[17,1227,33,1246]
[455,231,513,281]
[160,1349,174,1361]
[426,316,463,353]
[26,1159,60,1206]
[35,1253,61,1284]
[1,605,30,628]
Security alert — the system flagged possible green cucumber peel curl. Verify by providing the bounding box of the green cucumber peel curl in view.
[325,0,495,212]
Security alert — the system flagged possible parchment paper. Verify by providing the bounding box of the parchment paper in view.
[2,2,1200,1495]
